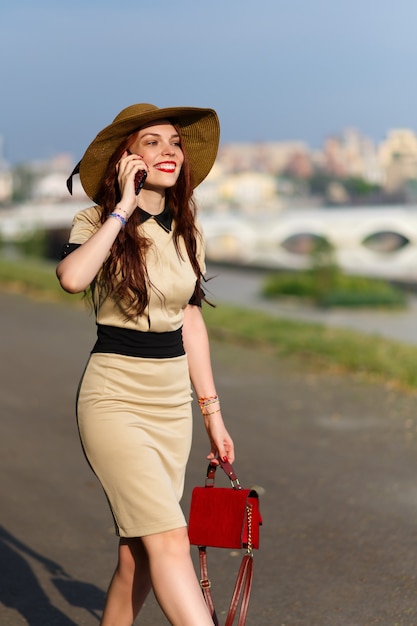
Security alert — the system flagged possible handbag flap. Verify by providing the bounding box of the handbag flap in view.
[188,486,261,550]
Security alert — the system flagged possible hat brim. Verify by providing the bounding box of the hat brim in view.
[78,104,220,203]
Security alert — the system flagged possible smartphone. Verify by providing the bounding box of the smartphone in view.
[134,169,147,195]
[126,150,147,195]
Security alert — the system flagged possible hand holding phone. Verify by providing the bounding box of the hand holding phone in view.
[126,149,147,195]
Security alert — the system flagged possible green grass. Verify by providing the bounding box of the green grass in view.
[1,256,417,392]
[202,304,417,390]
[0,256,83,304]
[262,270,407,308]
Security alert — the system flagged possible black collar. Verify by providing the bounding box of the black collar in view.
[138,204,173,232]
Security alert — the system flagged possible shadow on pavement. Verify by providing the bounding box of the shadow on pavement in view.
[0,525,105,624]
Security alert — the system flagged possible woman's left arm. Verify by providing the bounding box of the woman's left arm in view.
[182,304,235,464]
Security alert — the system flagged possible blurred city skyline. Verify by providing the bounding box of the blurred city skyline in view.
[3,125,417,210]
[2,0,417,163]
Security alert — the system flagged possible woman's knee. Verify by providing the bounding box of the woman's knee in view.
[117,538,148,578]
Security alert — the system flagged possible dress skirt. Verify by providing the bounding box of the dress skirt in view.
[76,352,193,537]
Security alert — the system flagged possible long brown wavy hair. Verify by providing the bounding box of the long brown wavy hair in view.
[94,123,205,319]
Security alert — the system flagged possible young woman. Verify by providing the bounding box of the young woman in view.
[57,103,234,626]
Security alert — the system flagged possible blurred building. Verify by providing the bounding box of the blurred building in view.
[196,163,282,214]
[319,128,382,183]
[218,172,280,212]
[0,166,13,204]
[217,140,312,175]
[379,129,417,192]
[0,136,13,203]
[23,153,89,203]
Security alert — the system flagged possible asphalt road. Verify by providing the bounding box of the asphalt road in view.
[1,289,417,626]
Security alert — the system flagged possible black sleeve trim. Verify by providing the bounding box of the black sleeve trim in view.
[61,243,81,259]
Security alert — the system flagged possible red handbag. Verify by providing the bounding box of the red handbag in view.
[188,459,262,626]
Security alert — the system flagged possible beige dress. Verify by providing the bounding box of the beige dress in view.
[68,206,205,537]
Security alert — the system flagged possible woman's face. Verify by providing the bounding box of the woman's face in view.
[129,120,184,189]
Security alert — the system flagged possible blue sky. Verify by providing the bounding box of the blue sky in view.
[2,0,417,163]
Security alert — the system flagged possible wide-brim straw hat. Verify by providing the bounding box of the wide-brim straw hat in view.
[70,103,220,203]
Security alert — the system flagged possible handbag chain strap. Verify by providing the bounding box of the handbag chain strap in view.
[246,502,253,555]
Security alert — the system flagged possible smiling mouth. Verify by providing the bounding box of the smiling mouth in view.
[154,162,176,173]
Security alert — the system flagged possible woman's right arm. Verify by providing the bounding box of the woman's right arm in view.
[56,216,124,294]
[57,150,145,294]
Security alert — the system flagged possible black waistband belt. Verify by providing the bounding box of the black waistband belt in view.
[91,324,185,358]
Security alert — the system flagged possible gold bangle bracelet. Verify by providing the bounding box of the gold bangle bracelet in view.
[203,408,221,417]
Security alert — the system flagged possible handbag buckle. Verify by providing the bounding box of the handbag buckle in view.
[229,476,241,490]
[205,462,217,487]
[220,458,242,490]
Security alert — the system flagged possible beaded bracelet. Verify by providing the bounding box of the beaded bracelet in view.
[115,205,129,218]
[109,212,127,228]
[198,395,220,412]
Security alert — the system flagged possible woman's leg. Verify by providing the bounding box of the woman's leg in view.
[142,527,214,626]
[100,537,152,626]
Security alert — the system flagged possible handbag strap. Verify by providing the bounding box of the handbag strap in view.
[225,554,254,626]
[206,459,242,491]
[198,546,219,625]
[198,547,254,626]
